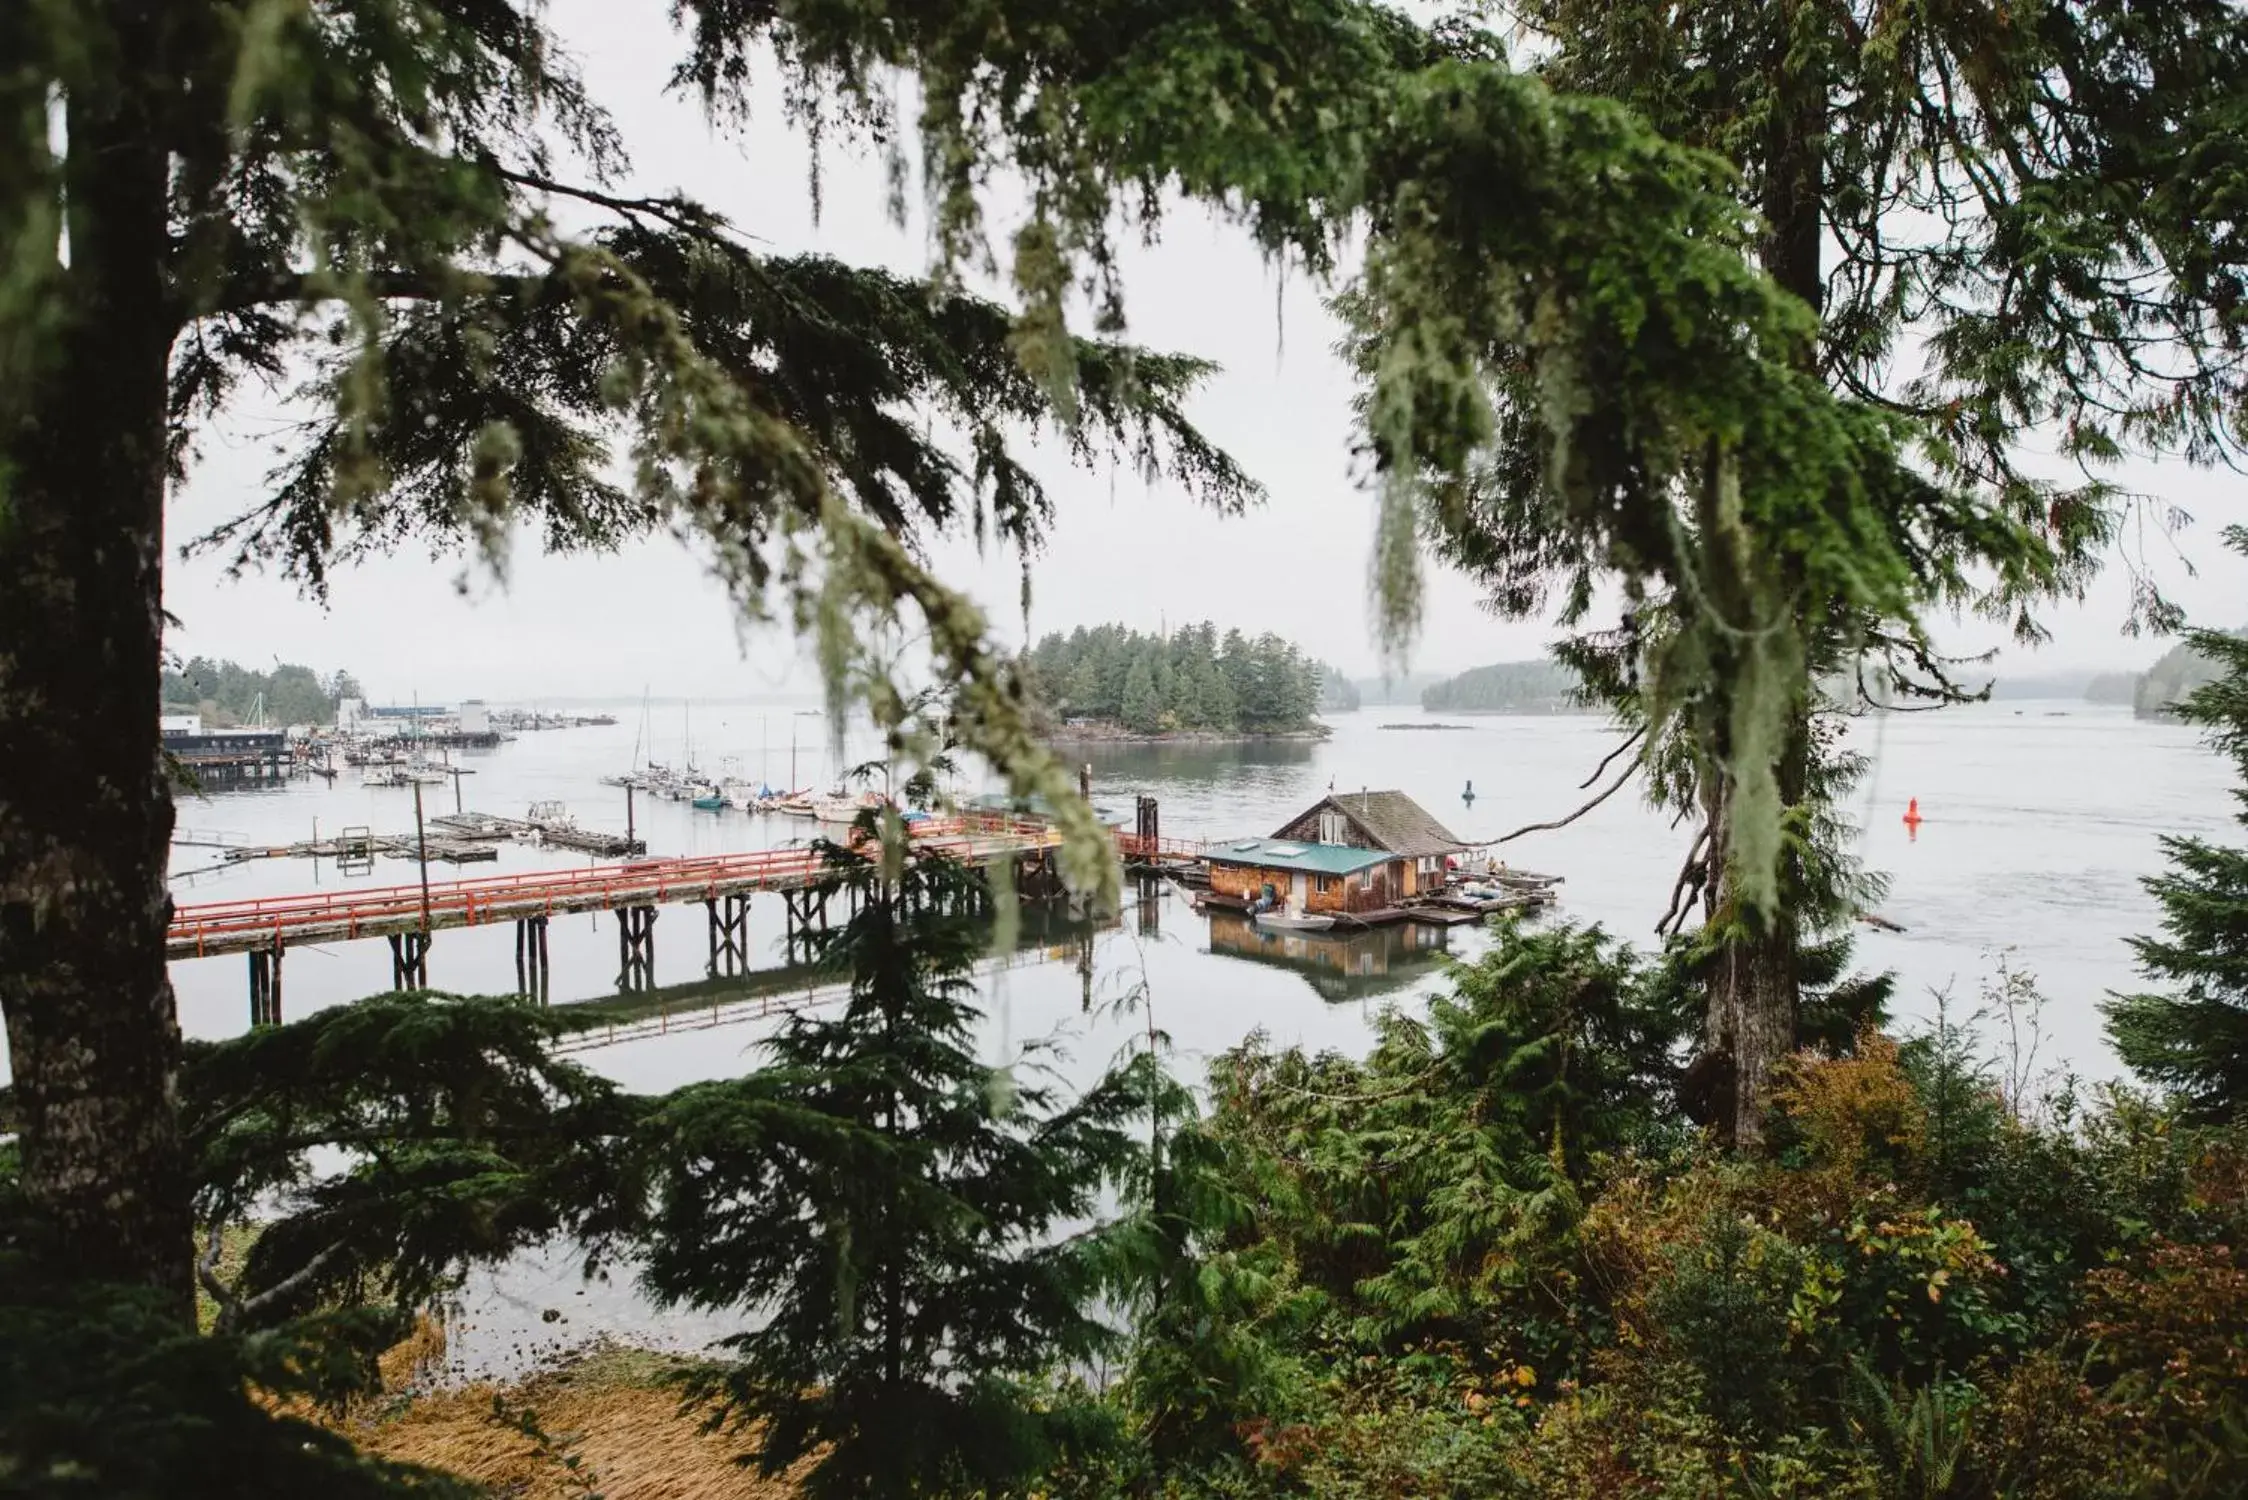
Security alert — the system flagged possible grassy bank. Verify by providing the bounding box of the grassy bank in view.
[340,1343,800,1499]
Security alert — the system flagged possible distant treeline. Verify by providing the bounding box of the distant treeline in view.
[1420,658,1585,714]
[1024,623,1328,734]
[161,657,360,727]
[1315,661,1361,713]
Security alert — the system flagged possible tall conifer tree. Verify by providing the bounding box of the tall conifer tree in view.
[635,842,1147,1497]
[1401,0,2248,1142]
[2108,530,2248,1120]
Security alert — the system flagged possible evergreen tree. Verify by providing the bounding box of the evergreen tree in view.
[1171,658,1207,727]
[635,846,1145,1497]
[1063,658,1102,719]
[1395,0,2248,1144]
[2108,531,2248,1120]
[1201,661,1240,733]
[5,0,1259,1306]
[1025,622,1331,733]
[1121,657,1164,735]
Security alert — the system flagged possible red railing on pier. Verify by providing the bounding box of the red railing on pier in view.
[168,818,1064,959]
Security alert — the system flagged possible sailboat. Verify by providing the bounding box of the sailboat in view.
[602,687,654,789]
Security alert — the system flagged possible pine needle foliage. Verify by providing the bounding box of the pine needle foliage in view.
[2108,527,2248,1121]
[1189,921,1691,1380]
[634,842,1149,1498]
[1392,0,2248,1143]
[182,992,643,1331]
[0,1175,476,1498]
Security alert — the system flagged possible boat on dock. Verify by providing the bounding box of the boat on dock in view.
[428,808,645,858]
[1252,907,1336,932]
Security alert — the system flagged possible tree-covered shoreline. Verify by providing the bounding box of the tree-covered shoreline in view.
[1025,623,1332,739]
[161,658,361,729]
[1420,658,1589,715]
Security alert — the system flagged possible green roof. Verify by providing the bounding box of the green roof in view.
[1201,838,1395,876]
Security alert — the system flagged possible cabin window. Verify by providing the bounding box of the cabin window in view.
[1318,810,1348,845]
[1315,875,1335,894]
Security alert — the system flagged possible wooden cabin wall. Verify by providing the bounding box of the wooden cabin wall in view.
[1274,804,1373,849]
[1209,863,1285,903]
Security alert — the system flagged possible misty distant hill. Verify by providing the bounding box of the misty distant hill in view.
[2135,636,2235,718]
[1314,661,1362,712]
[1420,659,1586,714]
[1982,669,2104,701]
[1352,671,1449,706]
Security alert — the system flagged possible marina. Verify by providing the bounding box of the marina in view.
[153,696,2218,1084]
[167,743,1567,1034]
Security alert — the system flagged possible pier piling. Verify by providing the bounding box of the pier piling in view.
[706,893,751,977]
[616,905,658,992]
[247,947,283,1026]
[388,931,431,990]
[514,915,551,1002]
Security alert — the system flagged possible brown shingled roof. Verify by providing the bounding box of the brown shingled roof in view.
[1275,790,1465,858]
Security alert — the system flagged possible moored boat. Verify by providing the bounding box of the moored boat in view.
[1253,908,1337,932]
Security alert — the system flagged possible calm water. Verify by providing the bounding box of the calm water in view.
[155,697,2232,1063]
[20,698,2234,1372]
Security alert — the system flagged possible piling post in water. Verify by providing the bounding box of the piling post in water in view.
[412,781,433,939]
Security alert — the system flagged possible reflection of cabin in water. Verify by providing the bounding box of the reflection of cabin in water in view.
[1202,790,1466,917]
[1205,909,1451,1000]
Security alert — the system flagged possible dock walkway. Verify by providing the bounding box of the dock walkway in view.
[168,817,1060,960]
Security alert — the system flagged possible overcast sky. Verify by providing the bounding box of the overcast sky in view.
[162,1,2248,704]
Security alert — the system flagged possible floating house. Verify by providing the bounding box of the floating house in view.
[1202,789,1466,916]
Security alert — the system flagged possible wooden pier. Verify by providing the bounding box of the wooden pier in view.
[164,729,293,789]
[170,816,1067,1019]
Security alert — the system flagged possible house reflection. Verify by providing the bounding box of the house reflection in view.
[1203,909,1452,1002]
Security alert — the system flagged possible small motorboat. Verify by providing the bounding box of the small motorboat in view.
[721,779,773,812]
[810,790,887,823]
[1253,908,1337,932]
[526,800,576,831]
[691,791,727,811]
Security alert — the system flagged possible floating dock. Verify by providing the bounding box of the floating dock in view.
[215,832,500,866]
[429,810,644,858]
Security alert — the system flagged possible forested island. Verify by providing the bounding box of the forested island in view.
[1024,623,1332,739]
[1420,658,1587,714]
[161,657,360,727]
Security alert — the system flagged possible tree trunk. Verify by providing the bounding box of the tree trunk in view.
[1698,2,1828,1149]
[1700,720,1811,1150]
[0,13,191,1317]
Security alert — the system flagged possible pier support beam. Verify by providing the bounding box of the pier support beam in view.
[706,893,751,977]
[514,915,551,1002]
[616,904,657,992]
[388,931,431,990]
[248,947,283,1027]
